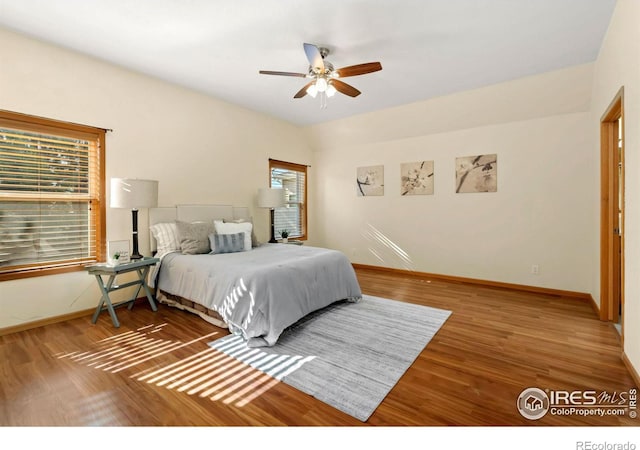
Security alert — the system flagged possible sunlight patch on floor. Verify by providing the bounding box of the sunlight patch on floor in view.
[135,335,317,407]
[55,323,219,373]
[132,346,283,407]
[55,323,316,408]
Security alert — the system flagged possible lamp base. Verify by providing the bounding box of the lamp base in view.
[130,209,143,260]
[269,209,277,243]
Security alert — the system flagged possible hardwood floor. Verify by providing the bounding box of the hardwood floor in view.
[0,267,637,426]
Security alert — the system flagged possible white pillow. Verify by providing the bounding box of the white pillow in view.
[214,220,252,251]
[150,222,180,256]
[223,217,260,247]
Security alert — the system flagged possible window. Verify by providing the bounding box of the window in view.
[269,159,307,240]
[0,110,106,281]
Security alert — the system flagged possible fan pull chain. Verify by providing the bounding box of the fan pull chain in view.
[320,92,328,109]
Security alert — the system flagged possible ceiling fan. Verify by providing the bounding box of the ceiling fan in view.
[259,43,382,105]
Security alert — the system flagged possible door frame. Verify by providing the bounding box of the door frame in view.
[599,87,625,338]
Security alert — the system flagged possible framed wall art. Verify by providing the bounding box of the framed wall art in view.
[107,240,130,265]
[455,154,497,193]
[400,160,434,195]
[357,165,384,196]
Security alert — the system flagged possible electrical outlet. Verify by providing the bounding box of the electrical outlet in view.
[531,264,539,275]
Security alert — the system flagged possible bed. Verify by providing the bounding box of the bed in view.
[149,204,362,347]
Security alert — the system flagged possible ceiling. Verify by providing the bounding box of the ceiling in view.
[0,0,617,126]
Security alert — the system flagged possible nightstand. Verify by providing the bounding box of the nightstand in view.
[86,257,159,327]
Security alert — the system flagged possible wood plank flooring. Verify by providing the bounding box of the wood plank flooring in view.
[0,267,637,426]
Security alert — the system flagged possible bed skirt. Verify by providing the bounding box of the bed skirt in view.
[158,290,228,329]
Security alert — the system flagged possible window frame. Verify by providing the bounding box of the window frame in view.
[0,110,106,282]
[269,158,308,241]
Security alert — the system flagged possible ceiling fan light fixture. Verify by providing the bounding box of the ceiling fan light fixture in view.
[306,83,318,98]
[259,43,382,104]
[316,77,328,92]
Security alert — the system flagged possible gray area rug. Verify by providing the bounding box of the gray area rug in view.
[208,295,451,421]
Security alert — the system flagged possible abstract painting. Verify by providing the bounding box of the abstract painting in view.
[455,154,497,193]
[357,165,384,196]
[401,161,434,195]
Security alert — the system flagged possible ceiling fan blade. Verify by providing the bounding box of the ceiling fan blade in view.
[303,43,324,73]
[294,81,315,99]
[335,62,382,78]
[259,70,307,78]
[331,79,361,97]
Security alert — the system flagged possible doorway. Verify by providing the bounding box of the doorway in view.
[600,87,624,342]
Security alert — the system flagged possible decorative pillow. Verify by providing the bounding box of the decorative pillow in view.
[175,220,215,255]
[223,217,260,247]
[150,222,180,256]
[214,220,252,251]
[209,232,246,254]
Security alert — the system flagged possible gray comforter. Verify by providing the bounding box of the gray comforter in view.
[155,244,362,347]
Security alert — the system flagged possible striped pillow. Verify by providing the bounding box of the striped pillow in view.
[150,222,180,256]
[213,220,252,251]
[209,232,246,254]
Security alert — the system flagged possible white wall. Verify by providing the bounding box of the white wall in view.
[0,27,312,328]
[309,65,596,293]
[590,0,640,378]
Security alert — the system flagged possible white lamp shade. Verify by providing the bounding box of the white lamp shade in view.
[316,77,328,92]
[306,83,318,98]
[110,178,158,209]
[258,187,285,208]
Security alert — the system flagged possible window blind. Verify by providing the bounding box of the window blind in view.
[269,159,307,240]
[0,111,105,278]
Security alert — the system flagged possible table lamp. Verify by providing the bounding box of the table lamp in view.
[258,187,285,243]
[110,178,158,259]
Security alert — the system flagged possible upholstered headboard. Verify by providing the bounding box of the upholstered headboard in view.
[149,204,251,252]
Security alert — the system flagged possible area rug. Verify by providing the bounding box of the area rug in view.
[208,295,451,421]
